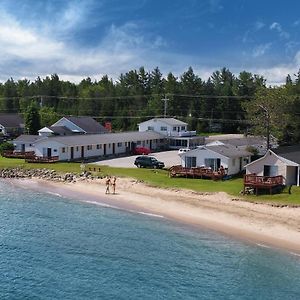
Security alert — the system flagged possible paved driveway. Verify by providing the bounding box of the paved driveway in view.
[93,150,181,168]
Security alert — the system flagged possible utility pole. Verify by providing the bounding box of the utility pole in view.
[161,97,169,118]
[259,105,270,150]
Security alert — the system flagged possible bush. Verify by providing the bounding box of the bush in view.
[0,142,14,156]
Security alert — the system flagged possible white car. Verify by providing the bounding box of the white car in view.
[178,148,190,154]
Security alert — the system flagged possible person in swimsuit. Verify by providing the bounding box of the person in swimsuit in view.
[112,176,117,194]
[105,176,111,194]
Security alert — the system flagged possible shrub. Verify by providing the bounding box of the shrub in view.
[0,142,14,156]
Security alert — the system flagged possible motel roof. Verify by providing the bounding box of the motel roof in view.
[35,131,165,146]
[139,118,187,126]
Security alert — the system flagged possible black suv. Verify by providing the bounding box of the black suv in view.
[134,156,165,169]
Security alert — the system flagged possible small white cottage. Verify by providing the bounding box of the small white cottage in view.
[245,148,300,186]
[179,143,252,176]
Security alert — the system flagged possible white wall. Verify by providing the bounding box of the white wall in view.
[13,141,36,152]
[52,118,85,133]
[246,151,292,185]
[180,147,250,175]
[139,119,187,137]
[35,138,162,161]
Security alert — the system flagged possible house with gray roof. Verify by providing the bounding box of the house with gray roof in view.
[0,114,24,137]
[205,134,278,155]
[179,143,252,175]
[33,131,166,161]
[38,125,74,137]
[47,116,108,136]
[245,147,300,186]
[138,117,204,149]
[13,135,46,152]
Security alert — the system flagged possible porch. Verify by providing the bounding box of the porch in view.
[169,165,225,180]
[25,155,59,163]
[2,150,35,159]
[243,174,284,195]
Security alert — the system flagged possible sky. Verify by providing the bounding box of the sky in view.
[0,0,300,85]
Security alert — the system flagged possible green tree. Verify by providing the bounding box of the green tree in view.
[244,87,293,144]
[0,141,14,156]
[39,106,60,127]
[24,102,41,134]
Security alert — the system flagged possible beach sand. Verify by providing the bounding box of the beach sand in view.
[10,177,300,254]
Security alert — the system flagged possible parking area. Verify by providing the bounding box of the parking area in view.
[92,150,181,168]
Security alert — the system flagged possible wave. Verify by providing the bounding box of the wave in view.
[84,200,164,219]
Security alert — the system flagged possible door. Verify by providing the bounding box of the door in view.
[70,147,74,160]
[47,148,51,158]
[81,146,84,159]
[21,144,25,152]
[104,144,107,155]
[112,143,115,155]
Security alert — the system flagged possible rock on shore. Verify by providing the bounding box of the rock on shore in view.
[0,168,97,183]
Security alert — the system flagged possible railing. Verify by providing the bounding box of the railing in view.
[244,174,284,186]
[25,156,59,163]
[2,150,35,158]
[169,165,225,180]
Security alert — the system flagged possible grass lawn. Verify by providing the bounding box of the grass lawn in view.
[1,157,299,205]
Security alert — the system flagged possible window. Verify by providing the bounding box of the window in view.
[62,147,66,153]
[173,126,177,131]
[264,165,278,176]
[204,158,221,171]
[160,126,167,131]
[108,143,111,148]
[54,149,57,152]
[96,144,100,149]
[185,156,196,168]
[87,145,92,150]
[181,126,186,130]
[117,142,122,147]
[136,141,141,145]
[76,146,79,151]
[147,126,154,130]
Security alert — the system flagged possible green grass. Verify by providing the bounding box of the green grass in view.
[1,157,299,205]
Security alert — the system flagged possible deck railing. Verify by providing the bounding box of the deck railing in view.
[169,165,225,180]
[244,174,283,186]
[2,150,35,158]
[25,156,59,163]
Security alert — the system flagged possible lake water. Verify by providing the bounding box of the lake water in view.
[0,180,300,299]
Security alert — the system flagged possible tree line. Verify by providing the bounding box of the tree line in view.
[0,66,299,145]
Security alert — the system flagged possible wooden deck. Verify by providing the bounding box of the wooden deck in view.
[25,156,59,163]
[3,150,35,159]
[169,165,225,180]
[243,174,284,195]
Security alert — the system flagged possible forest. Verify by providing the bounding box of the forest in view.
[0,66,299,145]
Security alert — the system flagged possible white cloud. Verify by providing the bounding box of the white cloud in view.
[252,43,271,57]
[254,21,265,30]
[270,22,290,39]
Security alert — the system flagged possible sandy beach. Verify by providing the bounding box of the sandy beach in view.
[10,176,300,254]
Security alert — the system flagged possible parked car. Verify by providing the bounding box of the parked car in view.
[134,156,165,169]
[178,148,190,154]
[132,146,151,155]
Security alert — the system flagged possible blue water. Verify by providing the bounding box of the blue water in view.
[0,180,300,299]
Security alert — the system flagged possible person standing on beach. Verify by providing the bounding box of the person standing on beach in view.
[112,176,117,194]
[105,176,111,194]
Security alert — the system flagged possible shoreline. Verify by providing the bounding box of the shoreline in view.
[5,176,300,255]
